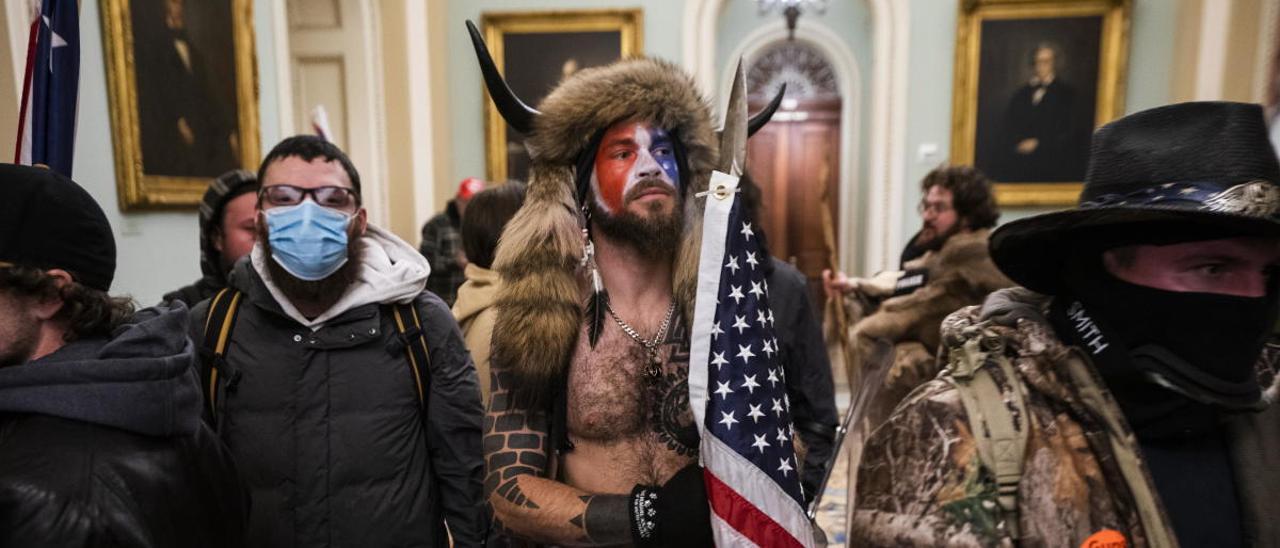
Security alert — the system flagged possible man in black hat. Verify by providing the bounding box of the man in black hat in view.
[851,101,1280,547]
[0,164,247,545]
[162,168,259,306]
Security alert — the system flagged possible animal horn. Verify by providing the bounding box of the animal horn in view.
[466,20,539,134]
[747,84,786,136]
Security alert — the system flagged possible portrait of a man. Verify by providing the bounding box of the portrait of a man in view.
[130,0,240,178]
[995,43,1084,181]
[973,16,1101,184]
[951,0,1129,205]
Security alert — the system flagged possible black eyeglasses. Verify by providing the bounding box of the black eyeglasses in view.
[259,184,360,210]
[916,200,952,215]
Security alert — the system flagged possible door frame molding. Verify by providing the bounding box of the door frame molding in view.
[719,22,861,273]
[684,0,910,273]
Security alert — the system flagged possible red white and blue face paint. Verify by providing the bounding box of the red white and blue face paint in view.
[591,120,680,214]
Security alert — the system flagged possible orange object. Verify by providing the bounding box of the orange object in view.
[1080,529,1126,548]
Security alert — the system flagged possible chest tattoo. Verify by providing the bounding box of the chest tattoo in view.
[648,319,699,456]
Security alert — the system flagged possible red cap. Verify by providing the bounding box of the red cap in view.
[457,177,486,200]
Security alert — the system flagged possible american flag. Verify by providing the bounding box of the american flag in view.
[15,0,78,176]
[689,171,814,547]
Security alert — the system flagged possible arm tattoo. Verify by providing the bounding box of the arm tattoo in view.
[485,367,548,511]
[485,353,632,545]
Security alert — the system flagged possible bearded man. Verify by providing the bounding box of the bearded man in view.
[0,164,247,546]
[824,165,1012,425]
[467,23,782,546]
[188,135,486,547]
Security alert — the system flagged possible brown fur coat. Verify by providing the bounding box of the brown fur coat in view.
[846,228,1013,423]
[489,58,718,409]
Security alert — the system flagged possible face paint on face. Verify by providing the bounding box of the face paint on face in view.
[590,121,680,214]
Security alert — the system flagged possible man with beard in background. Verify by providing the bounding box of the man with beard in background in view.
[188,135,486,547]
[823,165,1012,426]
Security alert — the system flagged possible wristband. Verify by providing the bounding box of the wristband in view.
[629,484,659,545]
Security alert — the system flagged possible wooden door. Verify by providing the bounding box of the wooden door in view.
[747,97,841,309]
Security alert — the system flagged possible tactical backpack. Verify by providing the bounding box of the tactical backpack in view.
[198,287,432,425]
[940,327,1030,539]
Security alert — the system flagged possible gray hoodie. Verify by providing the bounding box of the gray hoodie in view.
[0,305,202,437]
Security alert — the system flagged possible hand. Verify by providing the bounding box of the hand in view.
[852,270,903,299]
[822,269,853,300]
[657,465,713,547]
[1016,138,1039,155]
[631,464,713,547]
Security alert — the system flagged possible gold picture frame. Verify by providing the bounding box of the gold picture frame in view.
[481,9,643,183]
[100,0,260,210]
[950,0,1131,206]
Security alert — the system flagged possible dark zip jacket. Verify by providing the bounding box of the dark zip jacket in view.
[190,260,486,547]
[0,305,248,547]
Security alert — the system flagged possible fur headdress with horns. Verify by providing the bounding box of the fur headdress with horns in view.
[468,22,781,409]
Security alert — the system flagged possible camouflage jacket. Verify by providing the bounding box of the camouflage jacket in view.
[851,293,1280,547]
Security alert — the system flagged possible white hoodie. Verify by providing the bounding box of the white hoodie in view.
[251,224,431,329]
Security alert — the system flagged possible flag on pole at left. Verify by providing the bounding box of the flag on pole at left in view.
[16,0,79,176]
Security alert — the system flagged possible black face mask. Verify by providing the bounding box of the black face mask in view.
[1061,262,1278,411]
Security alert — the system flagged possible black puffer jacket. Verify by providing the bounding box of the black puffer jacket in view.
[189,259,486,548]
[0,305,248,547]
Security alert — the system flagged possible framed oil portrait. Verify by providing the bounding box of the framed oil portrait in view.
[101,0,260,210]
[950,0,1131,206]
[481,9,643,183]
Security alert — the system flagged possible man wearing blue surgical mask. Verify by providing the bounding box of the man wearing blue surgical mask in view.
[187,135,487,547]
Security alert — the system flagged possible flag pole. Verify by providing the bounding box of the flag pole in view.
[816,149,857,388]
[14,3,40,164]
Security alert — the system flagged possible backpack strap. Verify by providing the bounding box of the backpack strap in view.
[200,288,244,421]
[390,301,430,409]
[945,330,1030,540]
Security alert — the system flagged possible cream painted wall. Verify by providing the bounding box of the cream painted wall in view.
[6,0,285,306]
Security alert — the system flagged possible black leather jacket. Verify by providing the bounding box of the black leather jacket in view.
[0,415,246,547]
[0,306,247,547]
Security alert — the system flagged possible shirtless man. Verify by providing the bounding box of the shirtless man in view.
[485,117,706,546]
[466,22,723,546]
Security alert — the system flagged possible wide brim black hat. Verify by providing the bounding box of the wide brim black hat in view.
[991,101,1280,295]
